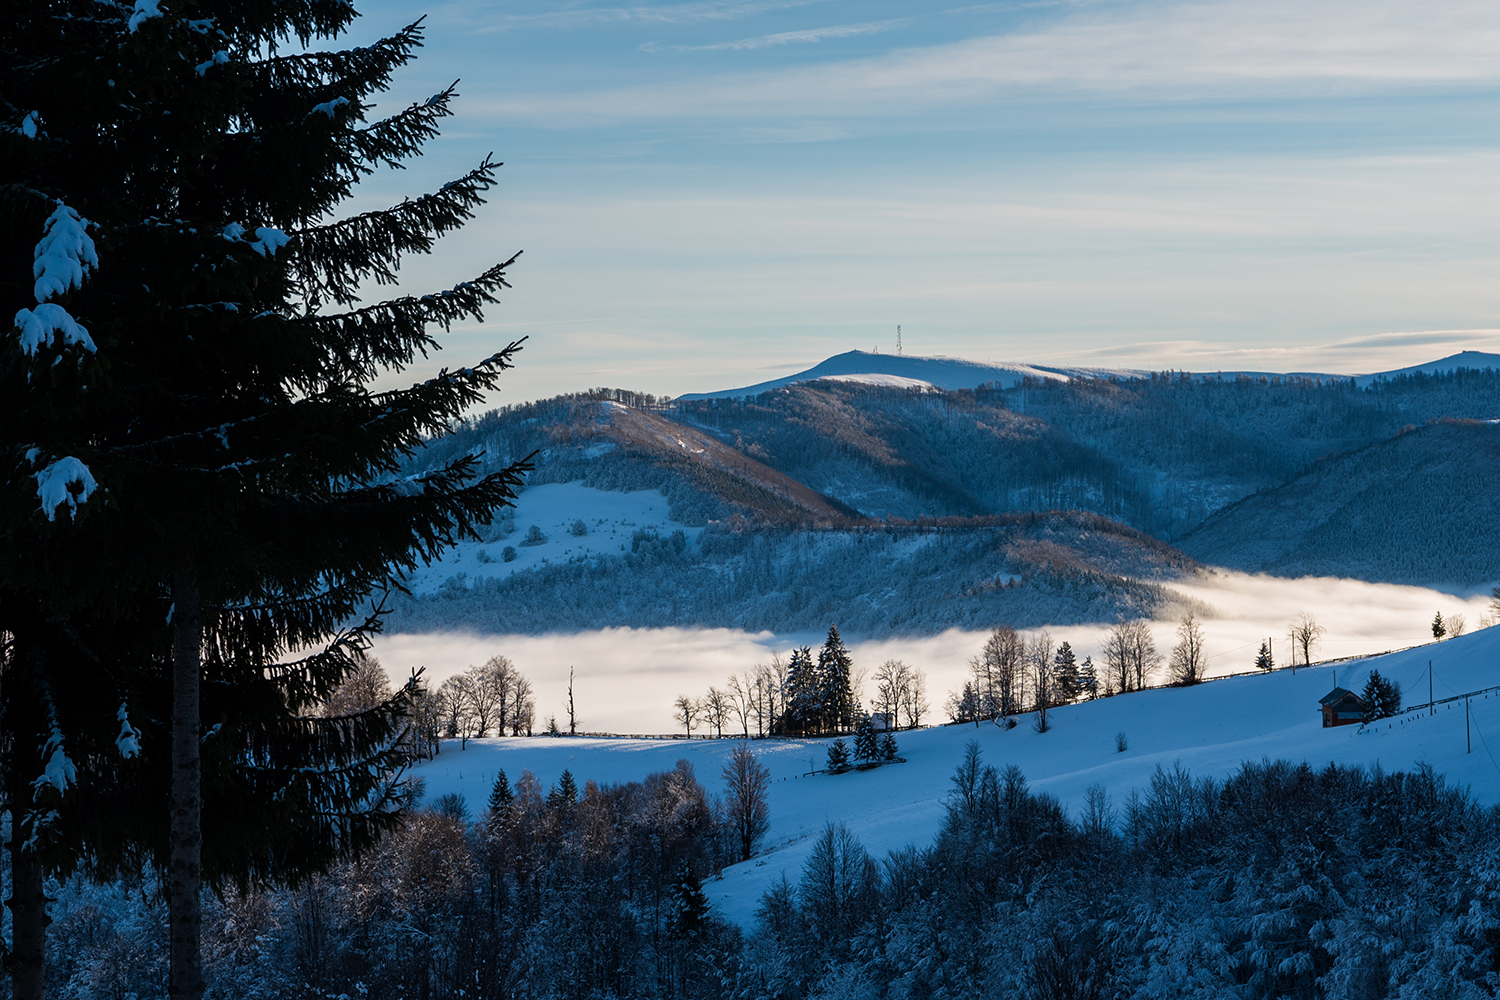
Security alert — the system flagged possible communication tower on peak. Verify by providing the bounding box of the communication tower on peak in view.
[896,325,902,355]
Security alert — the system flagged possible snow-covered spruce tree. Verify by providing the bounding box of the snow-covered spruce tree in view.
[1,3,526,998]
[853,714,877,762]
[782,645,818,735]
[817,624,855,733]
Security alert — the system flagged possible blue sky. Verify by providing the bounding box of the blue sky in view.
[342,0,1500,403]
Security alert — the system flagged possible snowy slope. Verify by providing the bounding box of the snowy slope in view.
[399,482,700,595]
[678,347,1500,400]
[676,351,1100,399]
[410,624,1500,927]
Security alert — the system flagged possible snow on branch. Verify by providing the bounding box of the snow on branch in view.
[31,728,77,798]
[309,96,350,118]
[117,704,142,758]
[33,203,98,302]
[15,303,96,356]
[34,455,98,521]
[127,0,163,33]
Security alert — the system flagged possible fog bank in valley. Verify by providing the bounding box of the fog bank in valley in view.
[368,570,1496,735]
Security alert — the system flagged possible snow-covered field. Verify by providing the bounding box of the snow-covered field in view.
[411,624,1500,927]
[398,482,700,594]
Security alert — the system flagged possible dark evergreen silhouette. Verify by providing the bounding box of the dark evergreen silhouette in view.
[1077,655,1098,700]
[1255,641,1275,671]
[487,770,513,813]
[879,732,899,761]
[782,645,820,735]
[1053,641,1079,701]
[0,3,528,997]
[818,624,856,732]
[1362,670,1403,721]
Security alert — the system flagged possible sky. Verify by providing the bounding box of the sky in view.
[338,0,1500,404]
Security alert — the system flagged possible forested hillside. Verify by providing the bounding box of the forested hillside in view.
[1180,419,1500,586]
[389,510,1203,635]
[395,366,1500,618]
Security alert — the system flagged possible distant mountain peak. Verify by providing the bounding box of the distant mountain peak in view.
[681,349,1500,400]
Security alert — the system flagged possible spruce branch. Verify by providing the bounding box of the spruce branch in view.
[290,157,500,307]
[291,255,518,384]
[349,83,457,170]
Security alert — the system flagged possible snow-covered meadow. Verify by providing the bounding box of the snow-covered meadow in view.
[410,623,1500,926]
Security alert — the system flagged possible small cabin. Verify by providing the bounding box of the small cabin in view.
[1319,687,1366,728]
[869,712,895,732]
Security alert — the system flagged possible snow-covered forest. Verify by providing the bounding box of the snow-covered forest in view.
[20,751,1500,1000]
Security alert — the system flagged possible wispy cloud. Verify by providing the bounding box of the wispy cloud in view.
[481,0,1500,123]
[641,19,904,52]
[478,0,835,31]
[1070,331,1500,373]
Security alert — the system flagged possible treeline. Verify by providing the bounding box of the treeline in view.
[28,752,1500,999]
[391,518,1180,637]
[945,615,1207,731]
[677,625,931,739]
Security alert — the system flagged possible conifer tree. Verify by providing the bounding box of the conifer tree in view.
[488,769,513,814]
[853,714,877,762]
[826,738,851,771]
[1053,641,1079,702]
[878,732,899,761]
[1,4,528,998]
[1361,670,1402,721]
[670,862,709,941]
[818,624,855,733]
[1077,656,1098,700]
[1432,612,1447,640]
[783,645,819,735]
[1255,641,1275,671]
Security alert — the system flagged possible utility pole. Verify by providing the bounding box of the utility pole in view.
[1467,695,1472,753]
[1430,660,1434,716]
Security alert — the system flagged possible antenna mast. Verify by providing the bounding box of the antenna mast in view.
[896,325,902,355]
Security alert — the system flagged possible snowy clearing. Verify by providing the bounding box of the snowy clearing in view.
[411,622,1500,926]
[396,482,700,595]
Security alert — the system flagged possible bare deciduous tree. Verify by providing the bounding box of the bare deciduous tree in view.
[727,674,752,736]
[703,687,729,737]
[1101,622,1132,695]
[674,694,700,736]
[1170,613,1207,686]
[722,744,772,861]
[1030,632,1055,731]
[322,651,393,717]
[1290,612,1326,667]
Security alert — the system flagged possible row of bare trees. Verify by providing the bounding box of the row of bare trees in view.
[951,615,1219,732]
[405,656,537,752]
[675,655,929,737]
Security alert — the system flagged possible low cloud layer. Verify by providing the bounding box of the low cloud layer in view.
[369,570,1494,735]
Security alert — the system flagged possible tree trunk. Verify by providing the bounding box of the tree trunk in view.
[6,728,49,1000]
[169,572,205,1000]
[4,621,48,1000]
